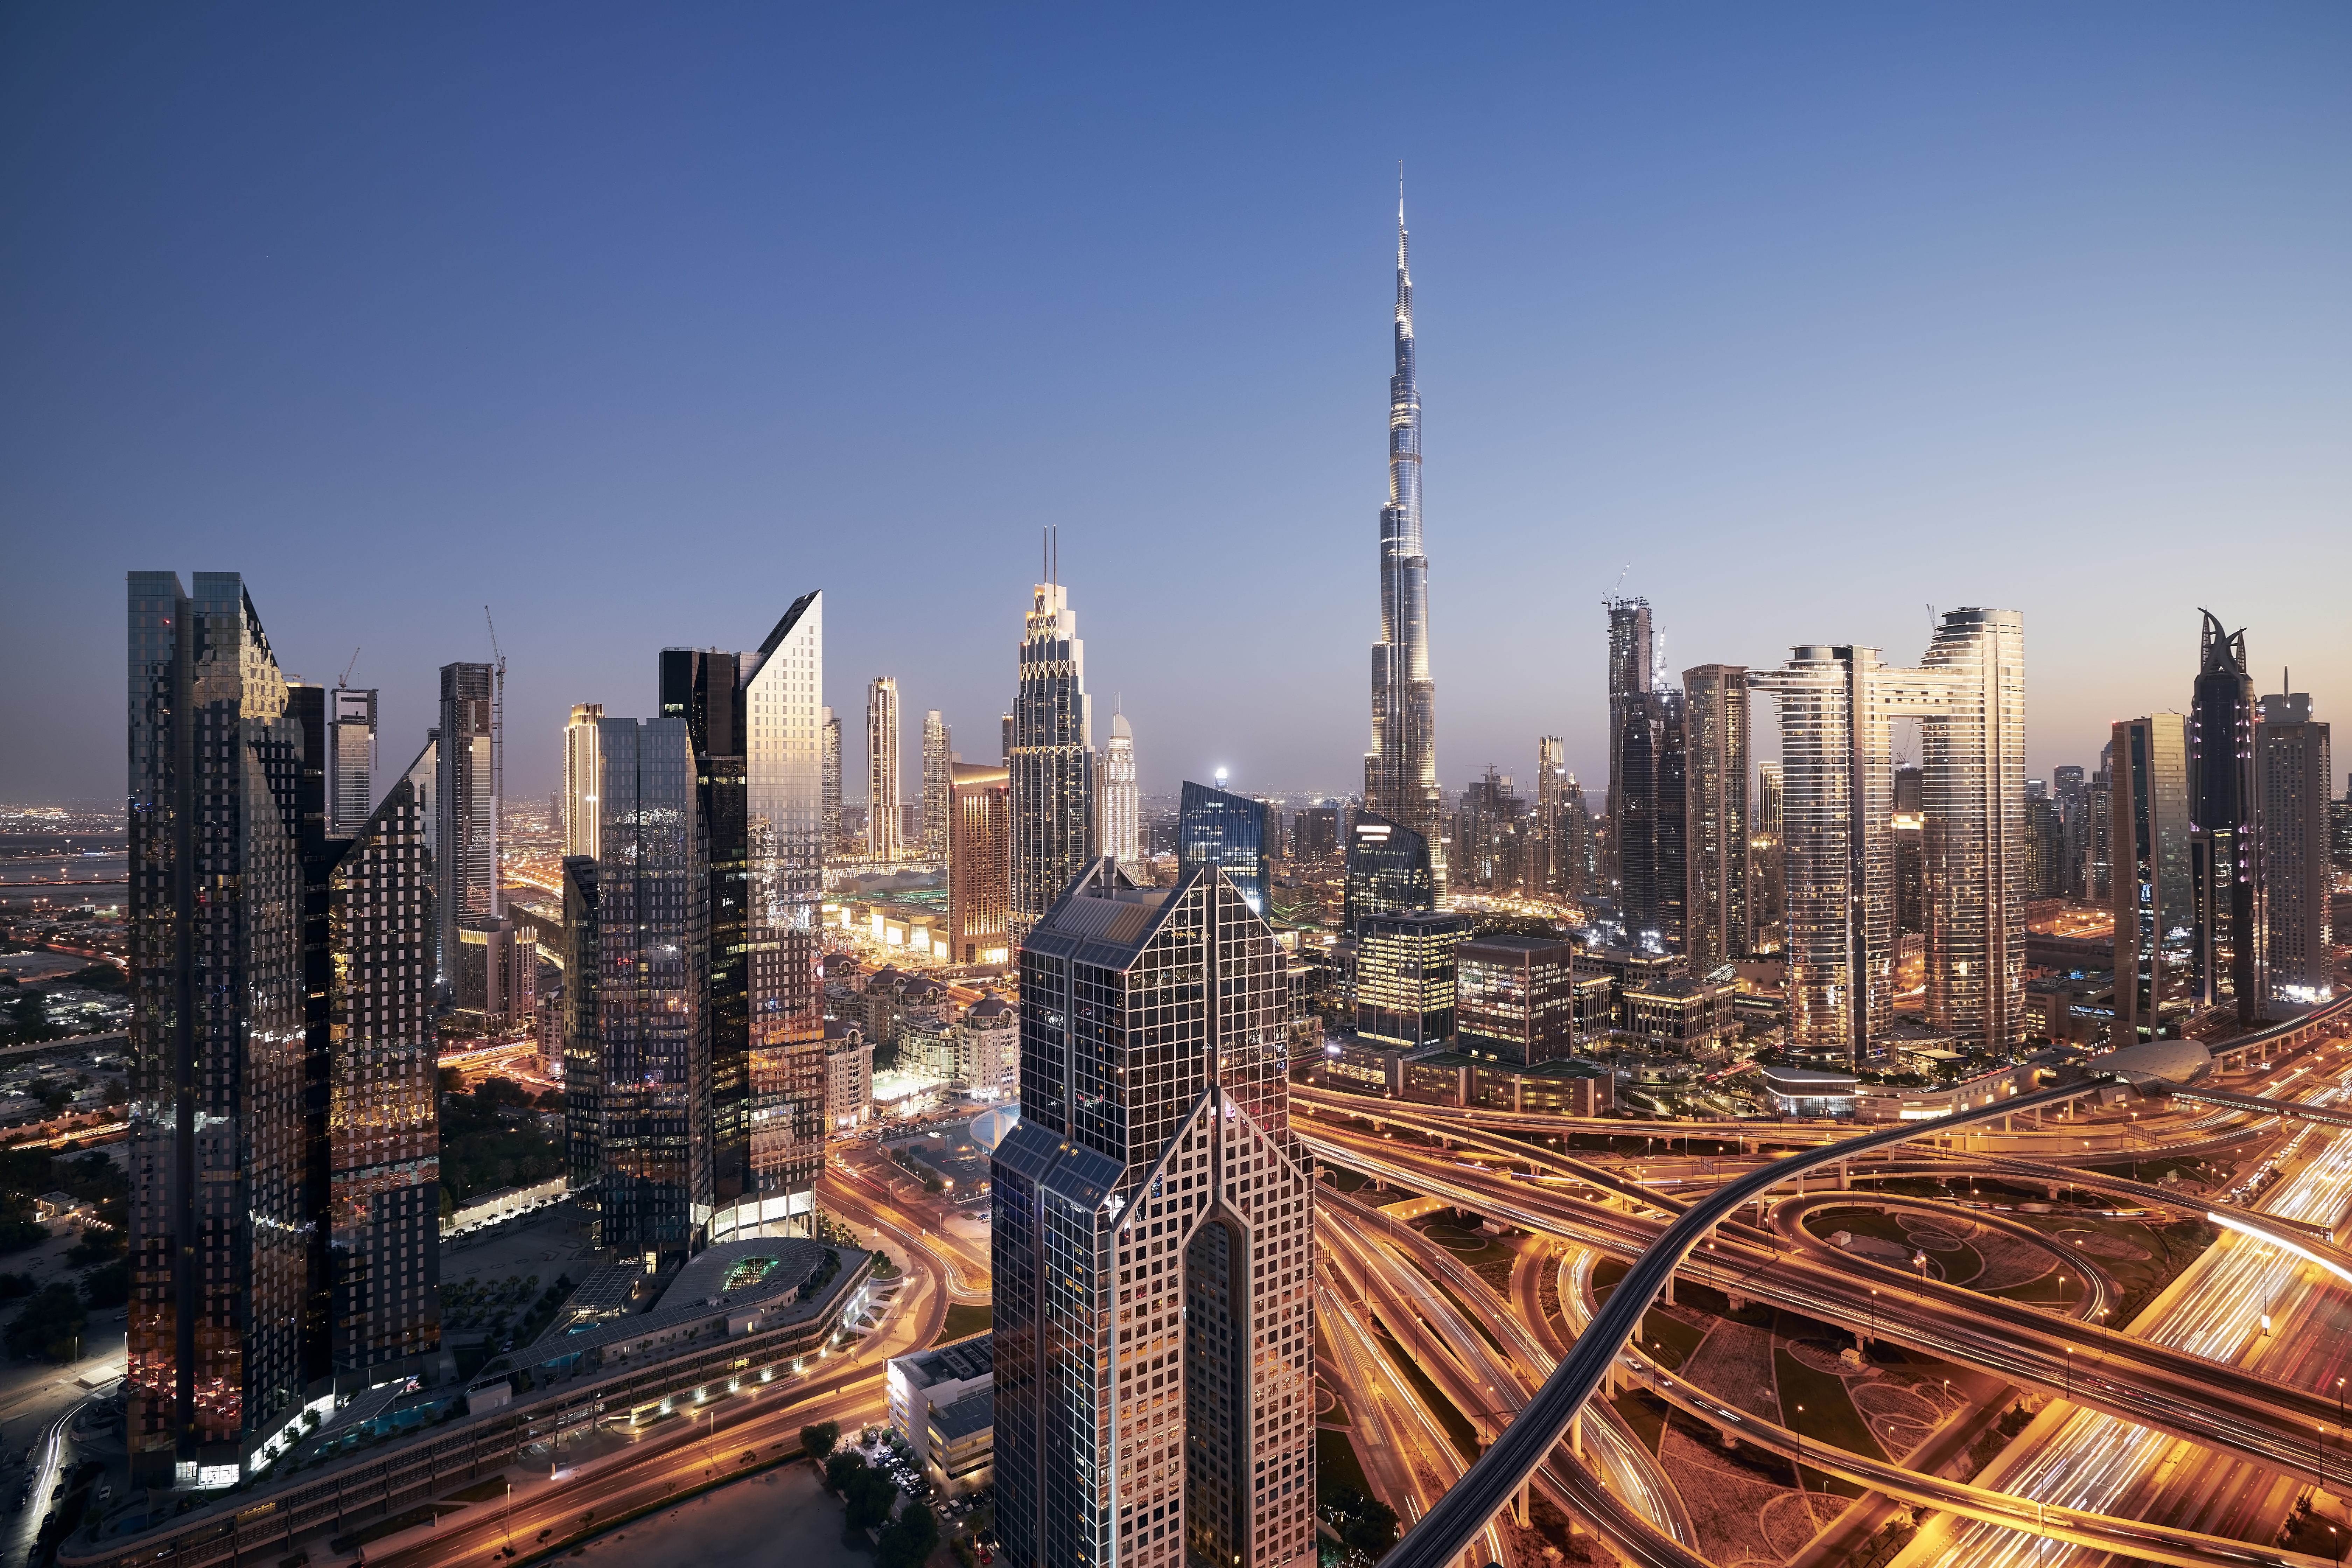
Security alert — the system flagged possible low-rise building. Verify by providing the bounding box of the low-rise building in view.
[1761,1065,1860,1117]
[926,1389,995,1495]
[955,993,1017,1099]
[825,1021,874,1131]
[888,1332,993,1479]
[1618,972,1738,1056]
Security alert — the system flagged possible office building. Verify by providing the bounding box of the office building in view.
[1616,689,1686,953]
[1682,664,1751,968]
[1353,910,1469,1048]
[456,916,537,1022]
[1009,576,1096,940]
[1364,202,1447,906]
[328,686,377,835]
[868,677,902,861]
[1341,812,1434,933]
[948,761,1013,966]
[993,860,1315,1568]
[920,710,953,862]
[1604,596,1655,891]
[1753,760,1785,952]
[891,1334,995,1478]
[2259,691,2333,1002]
[2110,715,2195,1041]
[741,592,829,1236]
[1291,806,1340,863]
[435,662,499,996]
[2190,612,2266,1022]
[563,703,603,860]
[2053,764,2089,896]
[582,717,711,1264]
[1751,609,2026,1063]
[1454,933,1579,1065]
[1179,780,1273,917]
[821,707,844,855]
[126,574,441,1488]
[1103,709,1140,867]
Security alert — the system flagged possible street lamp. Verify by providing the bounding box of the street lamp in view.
[2063,1345,2073,1399]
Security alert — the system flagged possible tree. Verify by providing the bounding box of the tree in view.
[800,1420,841,1461]
[79,1259,130,1309]
[875,1503,938,1568]
[844,1467,898,1531]
[825,1449,868,1494]
[6,1283,88,1362]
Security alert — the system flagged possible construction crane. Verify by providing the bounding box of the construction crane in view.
[484,608,506,869]
[338,647,362,688]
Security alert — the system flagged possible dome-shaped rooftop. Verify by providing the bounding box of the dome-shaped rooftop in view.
[2084,1036,2212,1086]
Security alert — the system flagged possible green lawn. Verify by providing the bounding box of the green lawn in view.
[935,1303,993,1344]
[1771,1342,1877,1498]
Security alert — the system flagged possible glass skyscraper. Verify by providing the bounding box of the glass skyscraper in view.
[1102,709,1140,868]
[2190,611,2266,1022]
[327,685,376,836]
[1010,577,1096,941]
[2259,690,2333,1003]
[1681,664,1751,970]
[948,761,1012,966]
[2109,714,2194,1040]
[1340,812,1434,933]
[1615,689,1686,954]
[434,661,498,998]
[1604,595,1654,893]
[992,860,1316,1568]
[1177,780,1271,916]
[562,701,603,860]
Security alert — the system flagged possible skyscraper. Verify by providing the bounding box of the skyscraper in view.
[126,575,440,1486]
[436,662,499,996]
[2053,764,2089,897]
[1535,737,1567,896]
[1682,664,1751,969]
[1751,609,2026,1062]
[948,761,1012,966]
[923,710,953,862]
[563,702,603,860]
[869,677,902,861]
[1604,596,1655,893]
[2259,690,2333,1002]
[1009,576,1096,941]
[1353,910,1469,1048]
[328,685,377,835]
[1364,201,1446,905]
[2190,611,2266,1022]
[1341,812,1435,933]
[2110,714,2195,1041]
[1103,709,1140,868]
[821,706,843,855]
[1178,780,1273,917]
[1616,690,1686,953]
[1754,760,1785,952]
[585,716,710,1264]
[992,860,1314,1568]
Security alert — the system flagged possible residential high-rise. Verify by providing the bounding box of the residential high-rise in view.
[2053,765,2089,897]
[1009,578,1096,940]
[1892,765,1926,937]
[948,762,1012,967]
[1535,737,1567,896]
[585,716,711,1264]
[741,593,828,1235]
[923,710,953,862]
[1751,609,2026,1062]
[992,861,1315,1568]
[1342,812,1435,933]
[1103,709,1140,868]
[2259,690,2333,1002]
[1364,201,1447,905]
[1754,760,1785,952]
[2087,743,2115,904]
[328,686,377,835]
[1451,767,1526,893]
[1604,596,1655,892]
[2190,611,2266,1022]
[869,677,902,862]
[821,706,844,854]
[127,575,441,1487]
[2110,715,2195,1041]
[1001,712,1015,768]
[1616,690,1686,953]
[2026,798,2066,898]
[1682,664,1751,969]
[1178,780,1273,917]
[435,662,499,995]
[563,702,603,860]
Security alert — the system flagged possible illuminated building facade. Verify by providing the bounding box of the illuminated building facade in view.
[328,686,376,835]
[1751,609,2026,1063]
[1681,664,1751,969]
[949,761,1013,966]
[1753,760,1784,952]
[435,662,499,996]
[2259,691,2332,1002]
[1616,690,1685,953]
[1604,596,1654,891]
[2109,714,2195,1040]
[993,861,1315,1568]
[1353,910,1469,1048]
[1103,709,1140,868]
[1455,933,1579,1065]
[1341,812,1434,933]
[1178,780,1272,917]
[869,676,903,861]
[821,706,843,854]
[1364,203,1446,905]
[2190,611,2266,1022]
[1009,578,1096,941]
[563,702,603,860]
[924,710,953,861]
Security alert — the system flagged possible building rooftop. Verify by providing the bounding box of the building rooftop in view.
[1458,932,1574,957]
[930,1388,995,1442]
[1761,1066,1861,1092]
[898,1331,994,1390]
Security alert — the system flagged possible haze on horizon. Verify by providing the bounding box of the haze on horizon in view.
[2,6,2346,809]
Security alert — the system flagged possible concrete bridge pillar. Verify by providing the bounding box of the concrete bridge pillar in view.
[1664,1274,1677,1307]
[1571,1409,1583,1460]
[1512,1482,1530,1528]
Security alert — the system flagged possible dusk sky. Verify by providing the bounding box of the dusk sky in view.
[3,5,2346,808]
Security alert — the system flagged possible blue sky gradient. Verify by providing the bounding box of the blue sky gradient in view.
[3,5,2346,806]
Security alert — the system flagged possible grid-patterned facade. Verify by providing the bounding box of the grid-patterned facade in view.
[2259,694,2333,1002]
[1604,596,1654,891]
[324,741,442,1375]
[435,662,498,997]
[563,702,603,861]
[328,687,376,836]
[994,862,1315,1568]
[869,677,903,861]
[1353,911,1469,1049]
[1102,713,1140,868]
[924,710,954,861]
[950,762,1012,966]
[1681,664,1750,969]
[2190,611,2267,1022]
[1456,933,1579,1065]
[1177,782,1271,918]
[592,718,711,1263]
[1011,583,1097,942]
[2110,715,2194,1040]
[126,572,313,1483]
[1616,690,1686,953]
[561,855,603,1200]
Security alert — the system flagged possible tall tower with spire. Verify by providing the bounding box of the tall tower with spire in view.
[1365,192,1447,902]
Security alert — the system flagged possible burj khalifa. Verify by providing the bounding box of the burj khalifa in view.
[1365,199,1447,901]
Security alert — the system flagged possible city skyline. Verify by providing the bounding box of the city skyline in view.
[5,9,2347,805]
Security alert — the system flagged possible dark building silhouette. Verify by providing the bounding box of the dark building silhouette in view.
[2189,611,2266,1022]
